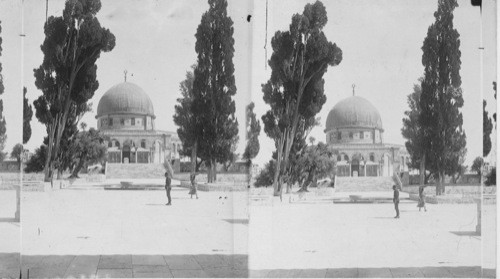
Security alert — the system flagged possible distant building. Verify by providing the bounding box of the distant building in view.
[96,82,181,164]
[325,93,409,177]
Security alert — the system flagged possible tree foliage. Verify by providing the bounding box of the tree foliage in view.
[419,0,466,195]
[292,141,336,192]
[254,159,276,188]
[191,0,239,183]
[262,1,342,196]
[23,87,33,144]
[25,145,47,173]
[174,66,198,159]
[69,126,107,178]
[483,100,493,157]
[243,102,261,163]
[485,167,496,186]
[0,21,6,160]
[471,156,483,176]
[10,143,23,163]
[33,0,115,181]
[402,79,429,173]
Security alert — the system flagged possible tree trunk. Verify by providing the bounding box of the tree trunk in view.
[43,125,56,182]
[419,154,426,186]
[272,135,286,196]
[212,159,217,182]
[70,157,85,178]
[441,172,446,195]
[191,140,198,178]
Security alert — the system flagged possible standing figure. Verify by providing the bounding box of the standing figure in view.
[189,173,199,199]
[417,186,427,212]
[393,185,400,218]
[165,172,172,206]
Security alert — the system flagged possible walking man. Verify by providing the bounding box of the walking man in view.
[393,185,400,218]
[165,172,172,206]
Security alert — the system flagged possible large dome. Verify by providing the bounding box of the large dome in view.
[325,96,382,131]
[97,82,155,118]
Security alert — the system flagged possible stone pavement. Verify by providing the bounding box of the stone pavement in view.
[248,194,496,278]
[21,254,248,278]
[2,186,496,278]
[20,187,249,278]
[0,190,20,278]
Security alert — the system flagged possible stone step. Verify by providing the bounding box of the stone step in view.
[335,177,395,192]
[106,163,166,179]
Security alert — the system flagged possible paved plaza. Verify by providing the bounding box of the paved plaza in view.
[0,184,496,278]
[249,195,496,278]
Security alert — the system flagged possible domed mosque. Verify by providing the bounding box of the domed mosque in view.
[325,86,409,177]
[96,78,181,165]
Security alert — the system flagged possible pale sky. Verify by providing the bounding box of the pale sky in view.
[0,0,496,167]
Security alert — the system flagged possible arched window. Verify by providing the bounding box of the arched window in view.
[109,118,113,126]
[108,141,112,148]
[337,132,342,140]
[337,155,342,161]
[115,141,120,148]
[344,154,349,161]
[141,140,146,148]
[131,118,135,126]
[360,131,364,139]
[369,154,375,162]
[349,132,353,139]
[120,118,125,125]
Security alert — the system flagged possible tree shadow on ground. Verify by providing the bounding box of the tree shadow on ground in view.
[450,231,480,237]
[0,218,18,223]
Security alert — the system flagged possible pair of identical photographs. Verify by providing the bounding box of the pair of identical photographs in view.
[0,0,496,278]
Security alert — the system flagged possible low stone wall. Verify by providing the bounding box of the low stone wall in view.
[403,185,494,195]
[0,161,20,172]
[0,173,21,190]
[179,180,246,192]
[22,181,47,192]
[408,190,496,204]
[409,174,480,185]
[174,173,248,184]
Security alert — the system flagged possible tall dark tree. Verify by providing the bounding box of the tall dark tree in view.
[243,102,261,165]
[23,87,33,144]
[34,0,115,182]
[0,21,7,160]
[402,79,430,184]
[483,100,492,157]
[174,66,205,176]
[419,0,466,195]
[262,1,342,196]
[192,0,239,183]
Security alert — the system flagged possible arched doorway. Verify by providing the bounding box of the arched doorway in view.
[122,145,131,163]
[351,159,360,177]
[153,140,162,163]
[382,154,392,177]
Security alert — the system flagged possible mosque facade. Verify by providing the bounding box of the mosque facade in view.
[96,82,181,164]
[325,93,409,177]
